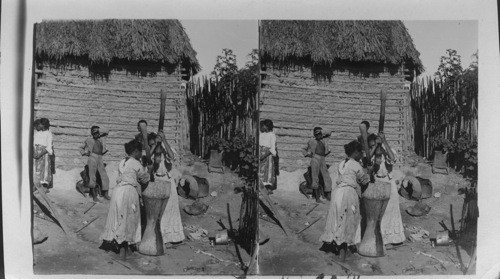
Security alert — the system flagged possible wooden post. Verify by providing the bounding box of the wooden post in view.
[159,90,167,132]
[378,90,387,133]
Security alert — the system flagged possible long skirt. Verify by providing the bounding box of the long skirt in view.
[33,145,52,188]
[160,178,185,243]
[259,146,276,189]
[320,186,361,246]
[380,176,406,244]
[100,184,141,244]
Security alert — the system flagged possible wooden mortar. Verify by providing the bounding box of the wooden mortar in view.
[138,180,171,256]
[358,181,391,257]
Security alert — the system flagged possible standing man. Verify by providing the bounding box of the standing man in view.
[80,126,110,201]
[302,127,333,203]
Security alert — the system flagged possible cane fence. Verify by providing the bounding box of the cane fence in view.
[409,75,478,161]
[186,71,259,273]
[186,76,257,158]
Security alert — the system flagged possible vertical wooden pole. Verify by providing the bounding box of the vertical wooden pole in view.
[159,89,167,133]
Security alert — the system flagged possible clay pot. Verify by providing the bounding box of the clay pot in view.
[358,181,391,257]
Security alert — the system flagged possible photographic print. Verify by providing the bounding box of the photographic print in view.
[2,1,499,279]
[30,19,259,276]
[257,20,478,276]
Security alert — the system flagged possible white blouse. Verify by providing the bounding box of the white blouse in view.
[33,130,53,155]
[117,157,150,188]
[259,131,277,156]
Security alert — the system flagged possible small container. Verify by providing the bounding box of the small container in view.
[436,232,451,245]
[431,232,451,247]
[215,230,229,245]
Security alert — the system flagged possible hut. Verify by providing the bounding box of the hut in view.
[260,20,423,171]
[33,19,199,170]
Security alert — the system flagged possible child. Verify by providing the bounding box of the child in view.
[259,119,278,194]
[79,126,110,201]
[100,139,150,260]
[320,140,370,261]
[33,118,54,193]
[302,127,333,202]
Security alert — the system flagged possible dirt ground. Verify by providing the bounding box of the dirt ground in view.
[259,155,476,276]
[32,154,251,276]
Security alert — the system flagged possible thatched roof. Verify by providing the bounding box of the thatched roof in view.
[35,19,199,73]
[260,20,423,74]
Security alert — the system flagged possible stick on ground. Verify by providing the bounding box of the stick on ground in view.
[111,258,132,270]
[259,186,290,236]
[464,246,477,275]
[305,203,320,216]
[296,216,322,234]
[75,216,99,233]
[33,185,70,234]
[84,202,97,214]
[35,214,57,224]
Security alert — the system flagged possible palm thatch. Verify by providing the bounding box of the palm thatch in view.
[260,20,423,74]
[35,19,199,73]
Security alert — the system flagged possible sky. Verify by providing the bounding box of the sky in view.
[181,20,478,80]
[181,20,259,79]
[403,20,478,78]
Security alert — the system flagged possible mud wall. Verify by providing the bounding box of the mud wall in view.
[260,65,411,171]
[34,62,189,170]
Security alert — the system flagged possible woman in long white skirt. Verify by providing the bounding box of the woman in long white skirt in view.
[100,140,149,259]
[320,141,370,260]
[149,132,185,246]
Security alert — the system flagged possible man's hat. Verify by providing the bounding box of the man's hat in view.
[406,201,431,217]
[183,200,209,216]
[399,175,422,200]
[177,174,209,199]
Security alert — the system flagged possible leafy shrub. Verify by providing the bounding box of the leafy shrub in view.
[432,131,477,180]
[206,131,257,183]
[432,137,454,152]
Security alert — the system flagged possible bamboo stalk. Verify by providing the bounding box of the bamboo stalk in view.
[261,103,406,115]
[261,88,406,101]
[38,93,183,107]
[38,72,185,84]
[38,79,183,92]
[262,81,408,94]
[36,107,179,120]
[262,74,407,85]
[262,94,406,107]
